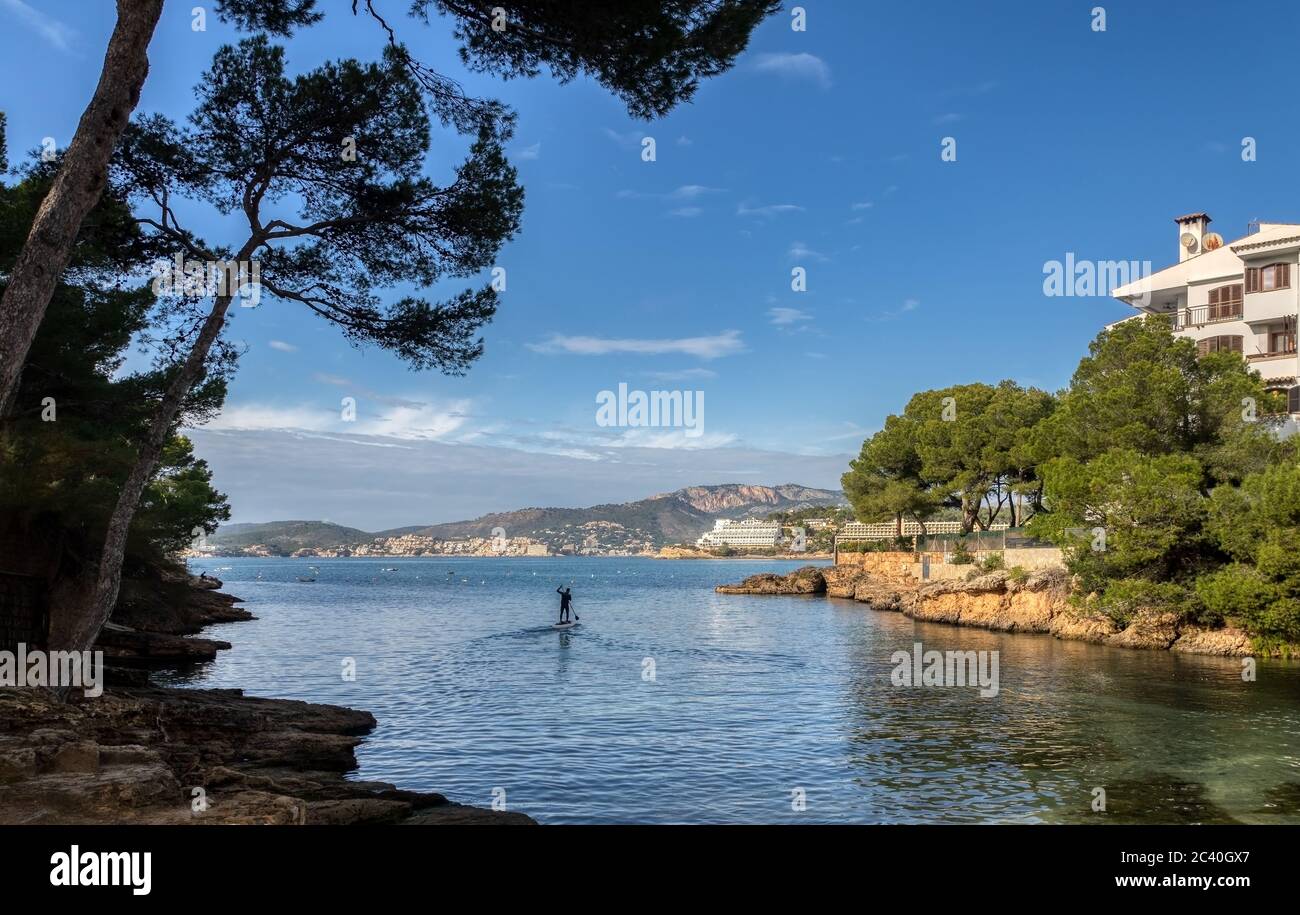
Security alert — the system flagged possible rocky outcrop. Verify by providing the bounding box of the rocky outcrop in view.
[0,686,534,825]
[1171,625,1253,656]
[89,566,253,669]
[906,570,1068,633]
[112,565,255,636]
[96,622,232,666]
[716,566,827,594]
[718,561,1259,657]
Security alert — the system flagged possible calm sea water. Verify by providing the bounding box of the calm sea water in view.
[163,556,1300,824]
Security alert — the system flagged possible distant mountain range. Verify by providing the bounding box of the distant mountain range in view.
[207,483,847,554]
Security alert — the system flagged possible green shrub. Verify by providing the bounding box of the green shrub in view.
[977,552,1005,572]
[1096,579,1192,628]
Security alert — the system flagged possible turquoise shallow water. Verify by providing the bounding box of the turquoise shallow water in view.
[163,556,1300,824]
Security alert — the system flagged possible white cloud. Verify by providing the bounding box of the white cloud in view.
[190,427,852,530]
[618,184,724,202]
[0,0,74,52]
[943,79,999,97]
[204,398,474,441]
[644,368,718,381]
[873,298,921,321]
[851,201,874,211]
[516,141,541,160]
[788,241,828,262]
[768,307,812,326]
[753,52,832,89]
[670,184,722,200]
[268,340,298,352]
[933,112,963,125]
[602,127,644,148]
[737,201,804,218]
[610,428,738,450]
[527,330,745,360]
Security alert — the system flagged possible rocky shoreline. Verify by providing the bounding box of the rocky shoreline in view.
[0,568,534,825]
[717,565,1255,657]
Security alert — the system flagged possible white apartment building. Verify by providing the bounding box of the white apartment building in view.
[696,519,782,549]
[1112,213,1299,409]
[839,520,1010,540]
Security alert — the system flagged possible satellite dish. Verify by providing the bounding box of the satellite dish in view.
[1203,232,1224,251]
[1181,232,1199,253]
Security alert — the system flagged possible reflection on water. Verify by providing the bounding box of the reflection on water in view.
[160,557,1300,824]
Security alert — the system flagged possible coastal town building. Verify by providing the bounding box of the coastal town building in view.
[695,519,782,549]
[1112,213,1300,408]
[839,520,1010,541]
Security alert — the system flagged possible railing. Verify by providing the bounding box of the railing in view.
[1247,346,1298,362]
[838,520,1010,541]
[1173,303,1241,330]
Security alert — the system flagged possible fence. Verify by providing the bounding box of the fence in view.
[914,528,1055,553]
[839,520,1010,540]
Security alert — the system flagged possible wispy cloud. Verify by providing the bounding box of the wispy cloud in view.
[873,297,921,321]
[515,141,541,160]
[618,184,725,201]
[753,52,832,89]
[851,201,874,211]
[310,372,428,410]
[737,200,804,218]
[668,207,703,218]
[206,397,474,441]
[788,241,828,262]
[768,307,813,326]
[643,367,718,382]
[942,79,999,97]
[528,330,745,360]
[602,127,645,148]
[190,427,852,529]
[933,112,963,125]
[268,340,298,353]
[0,0,75,52]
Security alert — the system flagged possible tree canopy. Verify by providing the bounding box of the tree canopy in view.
[843,381,1054,533]
[846,316,1299,645]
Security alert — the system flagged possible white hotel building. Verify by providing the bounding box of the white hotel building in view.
[696,519,783,549]
[1112,213,1299,410]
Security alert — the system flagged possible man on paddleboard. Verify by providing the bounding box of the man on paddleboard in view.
[556,585,574,623]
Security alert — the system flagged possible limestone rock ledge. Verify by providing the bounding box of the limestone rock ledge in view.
[0,687,534,826]
[717,565,1256,657]
[715,566,828,595]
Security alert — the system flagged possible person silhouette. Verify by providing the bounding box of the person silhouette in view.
[556,585,573,623]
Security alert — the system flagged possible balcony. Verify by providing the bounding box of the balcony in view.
[1173,303,1242,330]
[1247,346,1298,363]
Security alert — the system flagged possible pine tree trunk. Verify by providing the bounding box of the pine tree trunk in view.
[0,0,164,416]
[55,291,234,653]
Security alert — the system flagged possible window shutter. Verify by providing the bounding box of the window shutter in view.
[1197,338,1210,356]
[1230,335,1243,353]
[1283,264,1291,288]
[1290,386,1300,414]
[1246,268,1260,292]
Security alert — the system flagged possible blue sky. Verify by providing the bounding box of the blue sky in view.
[4,0,1298,528]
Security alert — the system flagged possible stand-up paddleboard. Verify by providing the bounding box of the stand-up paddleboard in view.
[553,621,578,630]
